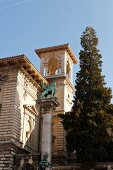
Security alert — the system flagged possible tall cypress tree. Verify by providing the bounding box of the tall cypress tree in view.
[60,27,113,163]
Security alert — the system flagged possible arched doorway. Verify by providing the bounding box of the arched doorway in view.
[21,163,35,170]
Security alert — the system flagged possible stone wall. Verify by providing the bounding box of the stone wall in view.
[0,148,15,170]
[0,70,18,140]
[0,68,18,169]
[0,66,40,169]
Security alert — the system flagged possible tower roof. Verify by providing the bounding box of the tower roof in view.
[35,43,78,64]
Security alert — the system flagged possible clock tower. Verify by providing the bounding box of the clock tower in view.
[35,44,78,164]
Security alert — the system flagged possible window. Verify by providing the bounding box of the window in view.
[48,57,58,75]
[43,67,48,76]
[66,61,71,79]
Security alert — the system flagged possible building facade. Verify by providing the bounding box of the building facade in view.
[0,44,77,170]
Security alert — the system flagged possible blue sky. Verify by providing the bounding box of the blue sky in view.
[0,0,113,99]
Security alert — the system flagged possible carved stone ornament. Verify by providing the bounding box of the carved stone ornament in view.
[37,96,59,113]
[0,74,9,82]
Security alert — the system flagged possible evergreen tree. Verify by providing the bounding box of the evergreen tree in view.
[60,27,113,163]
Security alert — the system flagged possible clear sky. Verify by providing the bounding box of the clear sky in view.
[0,0,113,99]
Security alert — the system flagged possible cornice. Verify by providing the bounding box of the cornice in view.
[23,104,38,116]
[35,43,78,64]
[0,55,48,88]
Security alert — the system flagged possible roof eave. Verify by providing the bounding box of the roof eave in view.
[35,43,78,64]
[0,55,48,86]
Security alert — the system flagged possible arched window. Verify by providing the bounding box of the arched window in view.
[48,57,59,75]
[58,63,62,74]
[66,61,71,79]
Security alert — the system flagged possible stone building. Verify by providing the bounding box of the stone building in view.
[35,44,77,165]
[0,44,77,170]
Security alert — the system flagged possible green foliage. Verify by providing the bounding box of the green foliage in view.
[60,27,113,163]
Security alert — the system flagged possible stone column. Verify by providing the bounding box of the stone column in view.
[37,97,59,163]
[42,113,52,162]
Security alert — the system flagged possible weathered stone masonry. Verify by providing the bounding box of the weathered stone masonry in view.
[0,55,47,169]
[0,44,78,169]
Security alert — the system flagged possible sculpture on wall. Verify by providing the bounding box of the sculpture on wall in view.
[38,82,57,99]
